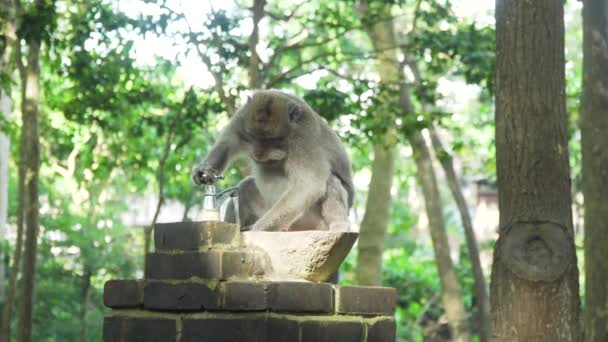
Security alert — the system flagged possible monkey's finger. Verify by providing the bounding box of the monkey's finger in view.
[191,168,208,185]
[191,171,202,185]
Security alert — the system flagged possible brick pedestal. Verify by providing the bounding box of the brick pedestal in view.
[104,222,397,342]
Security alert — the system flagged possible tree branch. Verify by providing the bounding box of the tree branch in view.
[248,0,265,88]
[159,1,235,114]
[262,25,360,78]
[144,89,192,262]
[409,0,424,36]
[11,0,25,79]
[264,1,306,22]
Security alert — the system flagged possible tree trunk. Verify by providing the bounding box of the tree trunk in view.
[0,81,9,334]
[2,125,25,342]
[491,0,580,341]
[358,3,471,340]
[17,37,42,342]
[0,7,12,327]
[143,102,183,275]
[581,1,608,341]
[181,203,191,221]
[410,132,471,341]
[430,127,491,342]
[0,0,15,342]
[79,269,91,342]
[356,144,395,286]
[354,2,398,288]
[143,184,163,273]
[1,100,23,342]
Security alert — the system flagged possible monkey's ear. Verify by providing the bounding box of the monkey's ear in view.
[288,102,303,123]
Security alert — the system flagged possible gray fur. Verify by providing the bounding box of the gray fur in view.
[192,90,354,232]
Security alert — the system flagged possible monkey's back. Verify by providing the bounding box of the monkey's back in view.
[314,115,355,208]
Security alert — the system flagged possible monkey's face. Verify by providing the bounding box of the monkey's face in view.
[243,94,292,139]
[242,93,297,163]
[250,138,287,163]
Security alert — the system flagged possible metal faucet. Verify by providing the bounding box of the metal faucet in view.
[199,175,239,224]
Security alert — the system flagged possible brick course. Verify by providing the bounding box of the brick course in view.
[103,280,143,308]
[222,281,268,311]
[154,221,240,251]
[181,317,267,342]
[104,312,396,342]
[267,282,333,313]
[145,252,222,280]
[103,316,176,342]
[367,318,397,342]
[335,286,397,315]
[300,320,364,342]
[143,282,219,311]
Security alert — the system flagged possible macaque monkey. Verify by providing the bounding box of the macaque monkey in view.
[191,90,353,232]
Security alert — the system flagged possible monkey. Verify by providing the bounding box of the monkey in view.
[191,89,353,232]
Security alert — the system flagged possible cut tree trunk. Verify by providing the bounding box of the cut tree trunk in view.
[17,37,42,342]
[356,143,396,286]
[357,2,471,340]
[491,0,580,340]
[581,1,608,341]
[430,127,491,342]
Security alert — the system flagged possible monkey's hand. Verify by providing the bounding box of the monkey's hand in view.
[240,225,253,232]
[191,164,221,185]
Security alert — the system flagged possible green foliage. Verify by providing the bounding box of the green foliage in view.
[3,0,219,339]
[4,0,575,340]
[303,87,355,122]
[384,248,443,340]
[18,0,57,44]
[407,1,495,93]
[0,113,17,136]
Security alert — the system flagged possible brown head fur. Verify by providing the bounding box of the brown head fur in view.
[242,91,292,139]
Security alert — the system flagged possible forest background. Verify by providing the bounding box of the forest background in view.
[0,0,595,341]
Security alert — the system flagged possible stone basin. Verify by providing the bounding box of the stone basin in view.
[242,231,359,282]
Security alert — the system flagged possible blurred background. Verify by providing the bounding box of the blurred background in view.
[0,0,586,341]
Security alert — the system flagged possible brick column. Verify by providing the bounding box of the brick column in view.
[104,221,397,342]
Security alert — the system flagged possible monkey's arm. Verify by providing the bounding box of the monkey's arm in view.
[251,163,329,232]
[192,120,245,184]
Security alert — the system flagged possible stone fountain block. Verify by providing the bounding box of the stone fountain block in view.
[154,221,240,251]
[242,230,359,282]
[149,221,359,282]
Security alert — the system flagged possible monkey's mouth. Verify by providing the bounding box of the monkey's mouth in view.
[252,155,282,164]
[252,149,287,163]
